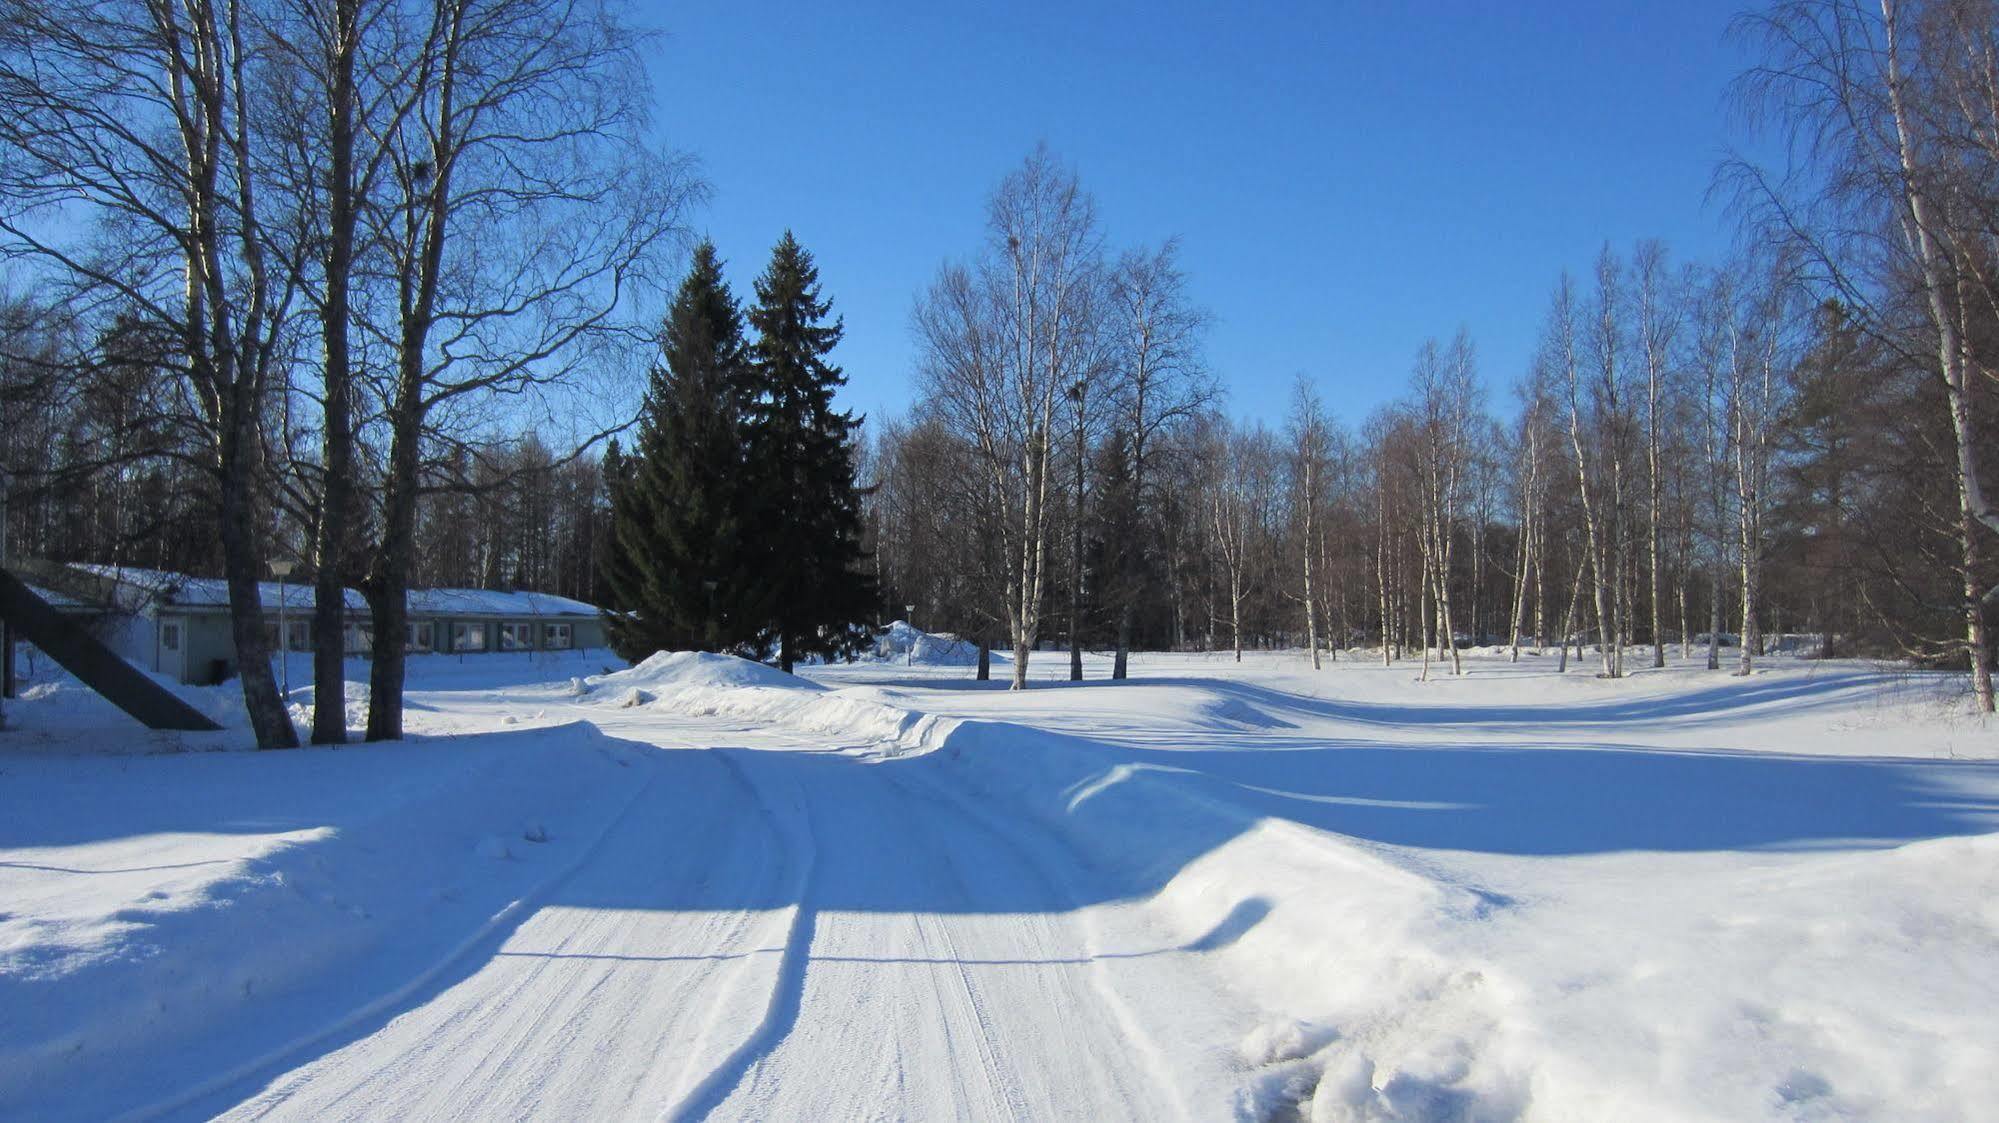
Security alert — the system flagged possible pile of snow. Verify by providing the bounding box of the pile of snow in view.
[871,621,981,666]
[613,650,822,693]
[581,650,947,751]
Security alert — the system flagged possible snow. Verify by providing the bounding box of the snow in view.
[869,620,983,665]
[2,646,1996,1120]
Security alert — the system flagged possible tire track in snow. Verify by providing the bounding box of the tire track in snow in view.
[879,764,1197,1121]
[905,878,1035,1120]
[663,748,819,1123]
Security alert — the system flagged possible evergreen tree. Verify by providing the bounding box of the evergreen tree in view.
[601,242,770,661]
[742,232,878,670]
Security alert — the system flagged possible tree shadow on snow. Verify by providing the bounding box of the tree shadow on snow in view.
[1093,737,1999,855]
[1131,670,1916,733]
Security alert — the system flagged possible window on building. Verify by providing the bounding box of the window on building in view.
[406,622,434,653]
[344,623,374,656]
[161,622,181,652]
[452,622,486,652]
[286,620,312,651]
[543,622,573,650]
[499,622,535,651]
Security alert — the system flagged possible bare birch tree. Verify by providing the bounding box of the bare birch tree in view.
[1287,376,1331,669]
[355,0,695,739]
[1634,239,1679,668]
[1104,239,1213,679]
[0,0,304,746]
[1735,0,1998,709]
[913,146,1102,690]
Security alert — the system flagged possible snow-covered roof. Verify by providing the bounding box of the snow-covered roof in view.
[406,587,601,618]
[67,564,599,619]
[24,582,92,610]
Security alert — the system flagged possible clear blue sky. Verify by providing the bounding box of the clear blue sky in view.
[644,2,1761,429]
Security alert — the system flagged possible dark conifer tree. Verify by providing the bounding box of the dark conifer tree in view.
[601,242,769,661]
[742,232,878,670]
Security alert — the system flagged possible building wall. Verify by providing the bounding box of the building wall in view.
[183,612,238,685]
[150,610,608,683]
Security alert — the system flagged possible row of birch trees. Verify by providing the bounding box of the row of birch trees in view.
[868,142,1993,706]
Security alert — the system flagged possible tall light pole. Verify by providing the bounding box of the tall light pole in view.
[271,559,296,699]
[905,604,916,666]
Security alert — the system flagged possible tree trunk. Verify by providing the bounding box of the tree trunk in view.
[365,406,422,741]
[1303,457,1320,671]
[1377,485,1392,666]
[1508,455,1533,663]
[1231,573,1243,663]
[1113,605,1131,680]
[1069,390,1085,681]
[1707,564,1724,671]
[1557,546,1586,674]
[218,414,295,749]
[1418,550,1432,681]
[311,0,359,745]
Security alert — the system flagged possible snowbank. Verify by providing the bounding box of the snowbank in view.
[582,650,953,750]
[2,661,251,749]
[870,621,982,666]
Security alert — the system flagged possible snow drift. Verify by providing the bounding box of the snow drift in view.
[870,621,982,666]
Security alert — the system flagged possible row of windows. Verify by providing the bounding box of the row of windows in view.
[239,619,578,653]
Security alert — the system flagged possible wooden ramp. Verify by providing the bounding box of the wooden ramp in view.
[0,567,222,732]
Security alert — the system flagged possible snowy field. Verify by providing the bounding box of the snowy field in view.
[2,644,1996,1121]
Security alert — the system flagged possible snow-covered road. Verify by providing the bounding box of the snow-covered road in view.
[181,699,1246,1122]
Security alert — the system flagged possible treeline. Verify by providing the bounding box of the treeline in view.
[0,0,697,746]
[865,0,1999,710]
[0,324,612,605]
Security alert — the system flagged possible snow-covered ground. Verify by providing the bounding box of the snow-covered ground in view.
[2,644,1995,1121]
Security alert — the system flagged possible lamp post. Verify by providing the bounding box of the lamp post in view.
[270,559,296,699]
[905,604,916,666]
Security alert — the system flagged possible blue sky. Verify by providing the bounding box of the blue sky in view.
[645,2,1762,429]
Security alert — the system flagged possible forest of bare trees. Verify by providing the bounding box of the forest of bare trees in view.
[865,0,1999,709]
[0,0,1993,724]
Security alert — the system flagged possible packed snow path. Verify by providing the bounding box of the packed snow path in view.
[185,700,1246,1121]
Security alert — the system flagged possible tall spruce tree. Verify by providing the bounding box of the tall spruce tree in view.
[743,232,878,671]
[601,242,769,661]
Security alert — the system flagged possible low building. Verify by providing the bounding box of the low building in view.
[67,565,608,684]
